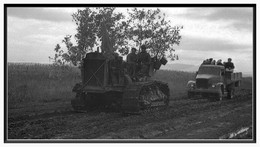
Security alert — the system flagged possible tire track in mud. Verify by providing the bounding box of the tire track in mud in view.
[8,89,251,122]
[8,89,252,139]
[8,110,124,139]
[8,109,74,123]
[93,89,252,139]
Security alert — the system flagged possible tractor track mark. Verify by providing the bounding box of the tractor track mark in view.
[8,108,75,123]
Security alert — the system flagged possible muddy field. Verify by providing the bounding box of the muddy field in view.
[6,64,254,142]
[7,89,253,141]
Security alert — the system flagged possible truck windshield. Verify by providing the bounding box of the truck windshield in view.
[198,66,220,75]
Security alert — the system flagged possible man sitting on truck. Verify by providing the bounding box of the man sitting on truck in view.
[216,59,224,66]
[202,58,210,65]
[224,58,235,72]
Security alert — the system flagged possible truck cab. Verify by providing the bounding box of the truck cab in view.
[187,65,242,101]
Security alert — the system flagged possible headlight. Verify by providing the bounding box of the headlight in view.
[189,83,196,89]
[187,81,196,89]
[211,84,217,88]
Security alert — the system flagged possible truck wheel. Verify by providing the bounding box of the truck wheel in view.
[217,92,223,101]
[227,89,235,99]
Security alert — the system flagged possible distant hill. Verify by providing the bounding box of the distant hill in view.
[160,63,253,77]
[242,72,253,77]
[160,63,199,72]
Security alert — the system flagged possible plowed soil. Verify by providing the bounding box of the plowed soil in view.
[7,89,253,141]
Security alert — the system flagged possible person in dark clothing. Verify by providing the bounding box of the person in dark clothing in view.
[127,48,138,63]
[202,60,207,65]
[208,58,213,64]
[137,45,151,76]
[216,59,224,66]
[202,58,212,65]
[126,48,138,76]
[224,58,235,72]
[211,60,216,65]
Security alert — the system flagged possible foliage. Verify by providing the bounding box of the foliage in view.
[53,7,125,66]
[52,7,183,66]
[120,8,182,60]
[53,35,81,66]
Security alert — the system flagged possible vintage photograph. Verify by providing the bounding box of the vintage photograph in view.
[5,5,255,142]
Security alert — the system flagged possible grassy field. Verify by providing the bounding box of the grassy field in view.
[7,63,81,117]
[7,63,252,117]
[153,70,195,98]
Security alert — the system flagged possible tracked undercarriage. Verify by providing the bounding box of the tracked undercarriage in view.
[71,80,169,114]
[121,81,169,114]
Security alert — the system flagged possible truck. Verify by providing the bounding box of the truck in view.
[186,65,242,101]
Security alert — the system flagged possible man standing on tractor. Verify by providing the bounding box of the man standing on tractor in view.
[137,45,151,76]
[126,47,138,77]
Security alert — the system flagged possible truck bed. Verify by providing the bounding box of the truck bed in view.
[225,72,242,81]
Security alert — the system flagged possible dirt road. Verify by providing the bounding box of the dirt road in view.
[7,89,253,141]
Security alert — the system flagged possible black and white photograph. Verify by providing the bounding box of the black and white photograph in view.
[4,3,256,143]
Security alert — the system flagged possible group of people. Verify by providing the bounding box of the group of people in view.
[126,45,151,77]
[202,58,235,70]
[126,45,236,76]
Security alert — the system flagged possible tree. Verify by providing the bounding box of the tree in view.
[120,8,182,60]
[53,7,182,66]
[52,35,79,66]
[53,7,125,66]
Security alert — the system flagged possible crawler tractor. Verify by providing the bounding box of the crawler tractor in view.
[71,51,170,114]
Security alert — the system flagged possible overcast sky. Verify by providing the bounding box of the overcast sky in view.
[7,7,253,74]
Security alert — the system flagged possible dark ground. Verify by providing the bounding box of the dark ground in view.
[7,88,253,142]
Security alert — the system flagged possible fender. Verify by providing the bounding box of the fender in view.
[187,80,196,89]
[216,82,224,87]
